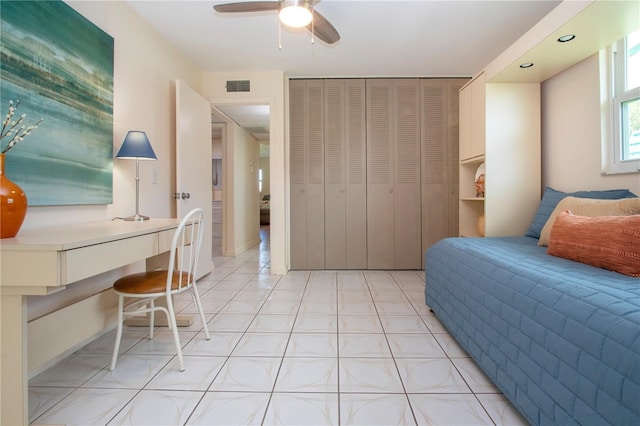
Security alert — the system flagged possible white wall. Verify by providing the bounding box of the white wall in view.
[541,54,640,195]
[260,154,271,197]
[212,137,223,158]
[233,128,261,253]
[209,114,261,256]
[25,0,204,374]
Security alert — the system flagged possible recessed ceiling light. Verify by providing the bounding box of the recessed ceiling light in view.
[557,34,576,43]
[520,63,534,69]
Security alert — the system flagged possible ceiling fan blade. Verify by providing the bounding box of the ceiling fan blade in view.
[308,10,340,44]
[213,2,279,13]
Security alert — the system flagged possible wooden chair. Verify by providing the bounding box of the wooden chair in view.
[110,208,210,371]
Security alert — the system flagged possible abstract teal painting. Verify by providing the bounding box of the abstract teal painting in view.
[0,0,114,205]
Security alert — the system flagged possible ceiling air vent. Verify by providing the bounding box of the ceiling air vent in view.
[226,80,250,93]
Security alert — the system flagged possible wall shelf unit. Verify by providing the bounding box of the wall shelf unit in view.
[457,1,639,241]
[459,154,486,237]
[459,83,541,238]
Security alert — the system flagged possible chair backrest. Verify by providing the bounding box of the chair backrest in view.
[167,208,205,293]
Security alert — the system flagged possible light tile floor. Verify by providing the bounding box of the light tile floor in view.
[29,227,528,425]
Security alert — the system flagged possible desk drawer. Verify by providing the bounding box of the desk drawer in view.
[158,229,175,253]
[62,233,158,284]
[158,224,195,254]
[0,250,61,287]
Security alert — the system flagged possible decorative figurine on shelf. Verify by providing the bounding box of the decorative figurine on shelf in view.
[475,162,485,198]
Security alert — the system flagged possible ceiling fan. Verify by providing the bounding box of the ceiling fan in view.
[213,0,340,45]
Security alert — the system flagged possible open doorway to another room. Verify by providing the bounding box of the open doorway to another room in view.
[212,103,271,257]
[211,122,225,257]
[259,142,270,232]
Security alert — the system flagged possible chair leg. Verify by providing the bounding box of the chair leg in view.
[191,285,210,340]
[166,293,184,371]
[149,298,155,339]
[110,295,125,371]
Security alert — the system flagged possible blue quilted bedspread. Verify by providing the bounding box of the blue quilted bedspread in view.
[425,236,640,425]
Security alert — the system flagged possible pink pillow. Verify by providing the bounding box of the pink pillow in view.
[547,211,640,277]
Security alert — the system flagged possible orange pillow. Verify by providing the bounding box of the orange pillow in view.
[547,211,640,277]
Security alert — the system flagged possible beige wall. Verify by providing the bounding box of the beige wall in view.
[541,54,640,195]
[26,0,204,374]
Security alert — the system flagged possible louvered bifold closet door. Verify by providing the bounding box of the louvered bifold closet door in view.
[324,79,367,269]
[367,79,421,269]
[393,80,422,269]
[421,79,447,261]
[290,80,325,269]
[419,80,463,263]
[366,81,395,269]
[447,80,464,238]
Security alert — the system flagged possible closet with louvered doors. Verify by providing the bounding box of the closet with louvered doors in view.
[366,79,422,269]
[324,79,367,269]
[289,79,367,270]
[289,79,325,269]
[420,79,466,268]
[289,78,464,270]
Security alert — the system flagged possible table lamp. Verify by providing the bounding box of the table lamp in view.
[116,131,157,221]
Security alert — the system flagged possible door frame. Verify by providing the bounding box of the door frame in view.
[211,122,227,257]
[211,99,273,259]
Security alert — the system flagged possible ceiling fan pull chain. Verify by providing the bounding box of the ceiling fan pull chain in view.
[278,18,282,50]
[311,7,315,44]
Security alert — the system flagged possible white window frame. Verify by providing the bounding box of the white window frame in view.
[601,32,640,175]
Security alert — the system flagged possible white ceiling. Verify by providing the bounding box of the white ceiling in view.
[215,104,271,142]
[127,0,562,140]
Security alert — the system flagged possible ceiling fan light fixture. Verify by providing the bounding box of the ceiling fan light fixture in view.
[279,0,312,28]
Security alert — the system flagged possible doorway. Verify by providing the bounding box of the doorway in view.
[212,103,270,258]
[211,122,225,257]
[259,142,271,230]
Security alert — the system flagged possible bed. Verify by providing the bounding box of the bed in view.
[424,188,640,425]
[425,236,639,425]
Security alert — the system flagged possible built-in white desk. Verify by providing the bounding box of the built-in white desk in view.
[0,218,182,426]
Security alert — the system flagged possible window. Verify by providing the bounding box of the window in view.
[258,168,263,193]
[602,29,640,174]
